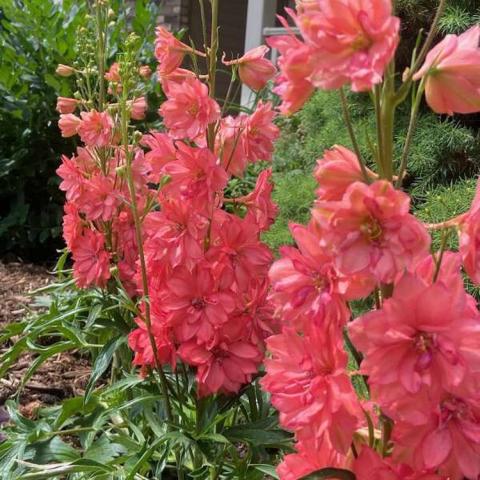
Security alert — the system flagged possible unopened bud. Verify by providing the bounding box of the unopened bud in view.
[402,67,411,82]
[56,64,75,77]
[115,165,127,178]
[139,65,152,79]
[133,130,143,144]
[108,8,115,19]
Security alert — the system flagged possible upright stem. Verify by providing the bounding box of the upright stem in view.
[411,0,447,75]
[207,0,219,150]
[120,97,173,423]
[95,1,106,111]
[396,78,425,187]
[373,85,385,177]
[379,63,396,181]
[339,88,370,182]
[395,0,446,101]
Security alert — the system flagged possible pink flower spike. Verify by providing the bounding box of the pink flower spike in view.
[58,113,81,138]
[223,45,277,92]
[413,26,480,115]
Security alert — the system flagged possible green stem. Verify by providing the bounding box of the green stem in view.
[395,0,447,101]
[373,85,385,177]
[120,91,173,423]
[339,87,370,182]
[396,78,425,187]
[381,414,393,457]
[433,229,451,283]
[207,0,219,150]
[95,1,106,112]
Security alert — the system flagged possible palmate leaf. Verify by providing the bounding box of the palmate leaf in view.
[301,468,356,480]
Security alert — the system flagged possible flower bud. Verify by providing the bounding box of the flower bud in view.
[56,64,75,77]
[139,65,152,79]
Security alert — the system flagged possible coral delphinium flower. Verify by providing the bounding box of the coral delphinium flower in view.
[71,230,111,288]
[78,110,115,147]
[413,26,480,115]
[349,270,480,403]
[154,27,198,76]
[269,0,400,112]
[314,145,375,201]
[261,324,362,454]
[314,180,430,284]
[222,45,276,92]
[159,76,220,140]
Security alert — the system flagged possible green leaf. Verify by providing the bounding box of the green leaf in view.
[224,418,292,447]
[30,437,80,463]
[301,468,356,480]
[83,434,124,463]
[17,458,115,479]
[253,464,279,479]
[84,335,125,404]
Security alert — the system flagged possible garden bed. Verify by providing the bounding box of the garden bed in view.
[0,261,90,416]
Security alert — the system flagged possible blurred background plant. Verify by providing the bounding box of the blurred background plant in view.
[0,0,161,262]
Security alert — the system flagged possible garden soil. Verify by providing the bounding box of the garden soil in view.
[0,261,90,417]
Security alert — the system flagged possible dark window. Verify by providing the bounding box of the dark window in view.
[276,0,296,26]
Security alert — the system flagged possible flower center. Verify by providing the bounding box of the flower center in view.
[313,274,326,291]
[351,33,372,52]
[187,103,199,117]
[191,297,206,310]
[440,396,474,425]
[414,332,435,370]
[360,217,383,242]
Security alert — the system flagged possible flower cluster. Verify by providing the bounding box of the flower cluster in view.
[261,1,480,479]
[56,24,279,398]
[268,0,400,114]
[127,29,279,396]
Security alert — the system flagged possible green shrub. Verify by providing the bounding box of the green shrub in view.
[262,172,316,251]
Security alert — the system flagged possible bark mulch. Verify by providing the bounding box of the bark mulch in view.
[0,261,90,417]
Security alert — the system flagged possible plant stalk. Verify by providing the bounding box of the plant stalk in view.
[339,87,370,182]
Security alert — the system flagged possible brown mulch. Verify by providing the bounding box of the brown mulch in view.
[0,261,91,417]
